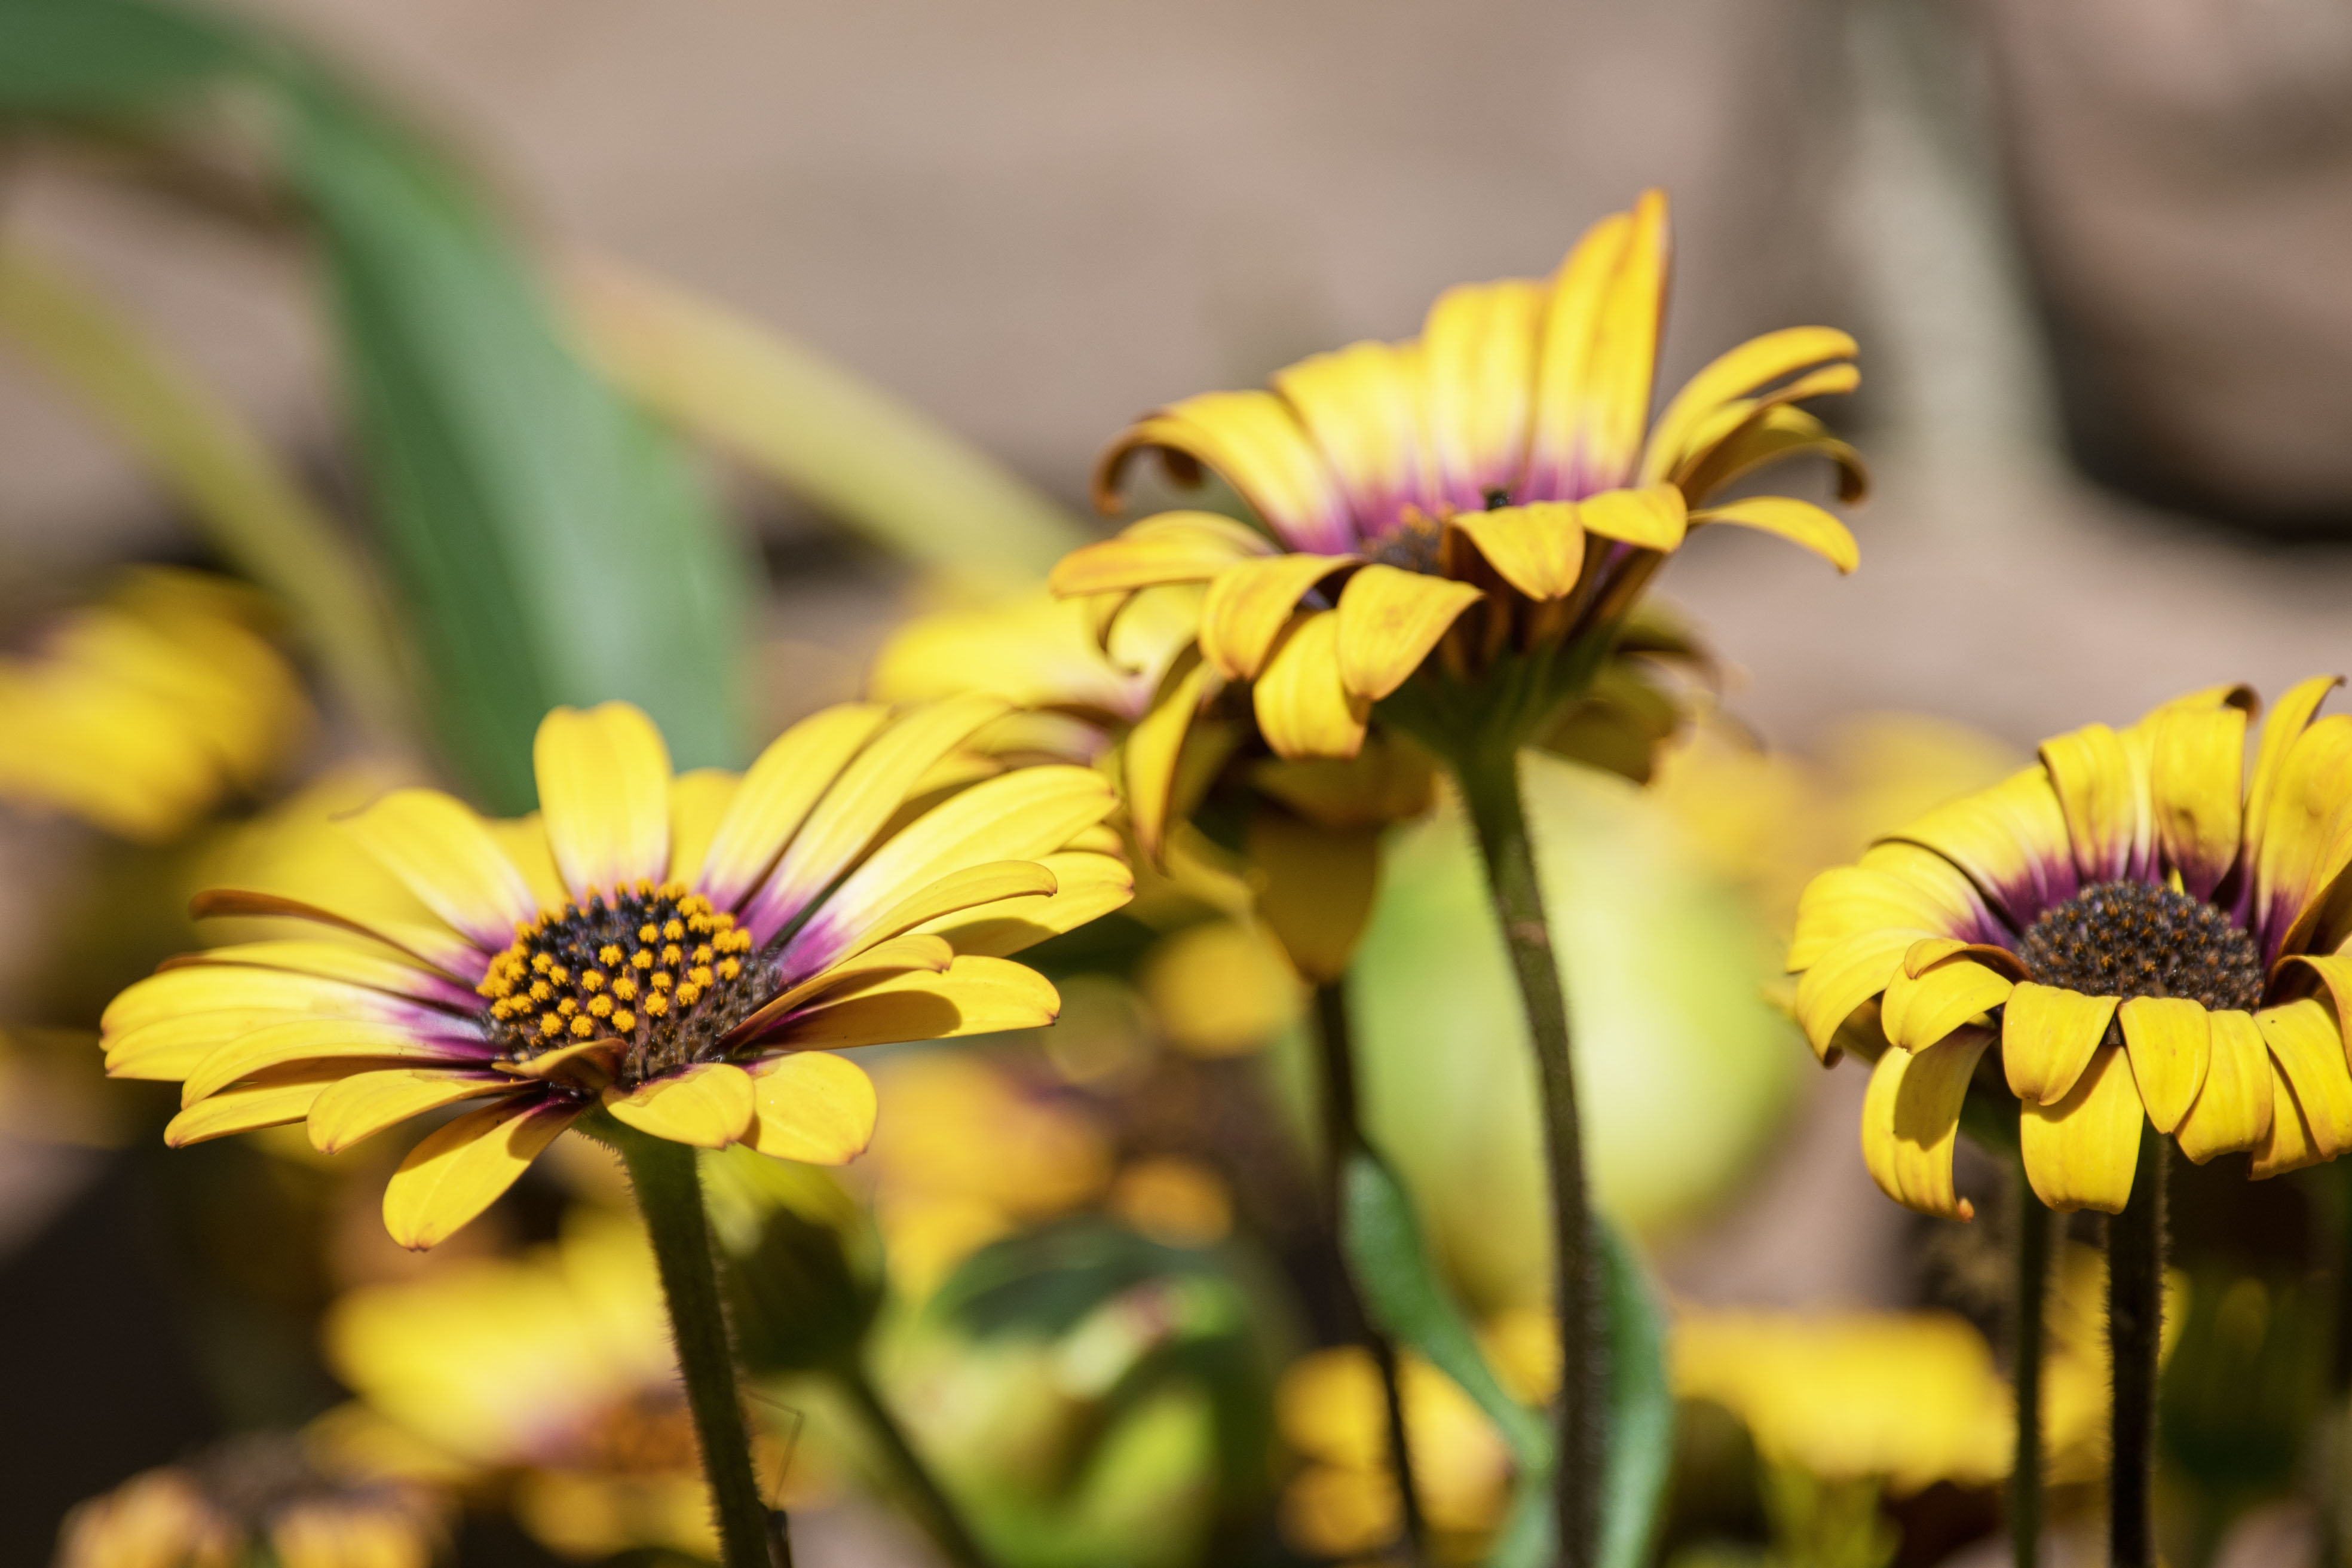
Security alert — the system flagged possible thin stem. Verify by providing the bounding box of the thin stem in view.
[615,1129,776,1568]
[2108,1129,2166,1568]
[835,1358,994,1568]
[1456,748,1598,1567]
[2011,1163,2054,1568]
[1314,979,1426,1561]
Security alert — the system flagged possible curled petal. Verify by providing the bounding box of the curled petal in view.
[382,1095,578,1250]
[2002,982,2117,1107]
[2178,1010,2273,1164]
[1048,512,1276,596]
[1199,554,1358,681]
[1254,611,1369,761]
[2021,1045,2144,1214]
[1879,958,2012,1052]
[1687,497,1857,574]
[745,1052,877,1165]
[2117,996,2211,1135]
[1448,502,1585,601]
[1333,564,1483,701]
[602,1061,757,1150]
[1859,1027,1993,1221]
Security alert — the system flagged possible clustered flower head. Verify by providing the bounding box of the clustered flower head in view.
[1790,677,2352,1215]
[102,696,1132,1247]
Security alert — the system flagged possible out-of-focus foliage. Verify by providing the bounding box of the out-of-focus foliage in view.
[0,0,752,808]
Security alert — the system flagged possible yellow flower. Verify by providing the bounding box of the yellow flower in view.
[1674,1308,2011,1495]
[56,1433,445,1568]
[102,696,1132,1247]
[1051,188,1861,770]
[0,568,306,841]
[1787,676,2352,1217]
[325,1209,805,1562]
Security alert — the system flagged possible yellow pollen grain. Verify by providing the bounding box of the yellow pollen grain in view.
[589,995,614,1018]
[645,994,669,1016]
[663,919,685,941]
[662,944,683,964]
[676,983,702,1006]
[639,924,660,944]
[612,1009,636,1031]
[717,957,742,981]
[532,953,553,974]
[540,1013,563,1035]
[689,966,713,987]
[612,978,638,1002]
[557,997,578,1016]
[529,980,553,1003]
[632,951,653,970]
[581,970,605,992]
[693,945,713,964]
[651,972,673,991]
[599,945,624,966]
[570,1015,596,1039]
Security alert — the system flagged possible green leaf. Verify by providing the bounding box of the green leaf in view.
[0,0,250,114]
[1597,1216,1675,1568]
[1340,1147,1549,1467]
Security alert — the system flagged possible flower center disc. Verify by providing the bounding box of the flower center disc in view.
[2019,878,2262,1011]
[476,880,765,1085]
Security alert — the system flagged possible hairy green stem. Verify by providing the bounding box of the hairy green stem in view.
[2011,1165,2054,1568]
[1457,749,1598,1566]
[616,1131,776,1568]
[1314,979,1426,1560]
[2108,1131,2166,1568]
[836,1359,994,1568]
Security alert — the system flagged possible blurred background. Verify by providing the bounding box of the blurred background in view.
[4,0,2352,1564]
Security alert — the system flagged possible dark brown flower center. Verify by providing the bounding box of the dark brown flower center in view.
[2019,879,2262,1011]
[476,880,768,1085]
[1365,508,1447,574]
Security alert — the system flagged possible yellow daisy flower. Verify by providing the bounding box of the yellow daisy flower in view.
[0,568,307,841]
[56,1433,446,1568]
[1050,188,1861,765]
[1788,675,2352,1216]
[103,696,1132,1248]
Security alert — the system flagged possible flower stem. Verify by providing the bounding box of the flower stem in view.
[2108,1130,2166,1568]
[1456,748,1598,1567]
[1313,979,1426,1560]
[615,1129,776,1568]
[835,1359,994,1568]
[2011,1162,2054,1568]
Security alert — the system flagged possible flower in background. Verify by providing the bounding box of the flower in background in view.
[103,697,1131,1247]
[1788,676,2352,1217]
[0,568,307,841]
[56,1430,445,1568]
[326,1209,812,1561]
[1054,187,1861,769]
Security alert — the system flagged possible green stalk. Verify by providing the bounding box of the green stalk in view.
[2108,1130,2166,1568]
[613,1128,776,1568]
[1456,748,1599,1566]
[1313,979,1426,1560]
[835,1359,994,1568]
[2011,1163,2054,1568]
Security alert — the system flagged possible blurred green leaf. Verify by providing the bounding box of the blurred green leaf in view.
[1599,1217,1676,1568]
[0,0,754,807]
[702,1146,884,1376]
[569,257,1091,583]
[0,240,411,745]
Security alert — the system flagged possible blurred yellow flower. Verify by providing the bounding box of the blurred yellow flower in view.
[103,697,1129,1247]
[326,1208,813,1562]
[1276,1345,1514,1562]
[0,568,306,842]
[56,1431,445,1568]
[1107,1154,1235,1248]
[1788,676,2352,1218]
[1136,918,1303,1058]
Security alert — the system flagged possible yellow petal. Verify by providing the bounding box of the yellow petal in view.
[2117,996,2211,1135]
[2146,702,2246,900]
[534,702,673,898]
[2002,982,2118,1107]
[2252,715,2352,949]
[832,860,1058,964]
[183,1019,486,1106]
[1787,860,1991,973]
[796,765,1115,964]
[746,695,1010,932]
[2021,1045,2145,1214]
[1794,930,1912,1061]
[102,965,428,1043]
[105,1009,314,1081]
[1859,1027,1992,1220]
[1448,501,1586,600]
[1250,731,1438,830]
[1879,958,2013,1052]
[188,889,485,981]
[2253,1056,2326,1179]
[745,1052,877,1164]
[2177,1010,2273,1164]
[1640,325,1860,485]
[1527,191,1667,500]
[1672,400,1868,509]
[728,935,958,1043]
[2038,722,2146,886]
[1048,511,1276,596]
[1247,811,1380,985]
[307,1068,518,1153]
[1122,651,1214,863]
[494,1036,624,1087]
[696,702,891,910]
[1198,553,1358,681]
[382,1097,578,1250]
[919,850,1137,960]
[2255,998,2352,1159]
[1885,765,2076,926]
[667,768,740,896]
[1333,564,1483,701]
[1420,277,1544,506]
[160,941,473,1009]
[1254,611,1368,761]
[164,1064,346,1147]
[602,1061,757,1149]
[1575,484,1688,552]
[1273,339,1434,530]
[342,788,540,950]
[1095,390,1356,554]
[762,956,1059,1051]
[2245,675,2342,878]
[1687,497,1857,573]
